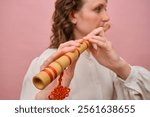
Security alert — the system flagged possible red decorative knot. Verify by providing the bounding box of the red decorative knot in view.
[48,71,70,100]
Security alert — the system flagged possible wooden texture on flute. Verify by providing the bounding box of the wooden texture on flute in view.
[33,41,90,90]
[32,24,110,90]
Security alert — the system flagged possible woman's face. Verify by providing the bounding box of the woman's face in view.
[73,0,109,39]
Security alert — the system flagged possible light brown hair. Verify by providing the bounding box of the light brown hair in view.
[49,0,84,48]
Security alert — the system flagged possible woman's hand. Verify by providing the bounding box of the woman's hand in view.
[35,39,83,99]
[84,26,131,80]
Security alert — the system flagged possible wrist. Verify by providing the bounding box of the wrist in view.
[111,57,131,80]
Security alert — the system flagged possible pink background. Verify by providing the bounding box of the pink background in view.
[0,0,150,99]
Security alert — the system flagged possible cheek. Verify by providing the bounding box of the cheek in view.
[85,14,101,25]
[86,16,101,27]
[82,14,102,32]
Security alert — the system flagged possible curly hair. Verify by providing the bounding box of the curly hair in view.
[49,0,84,48]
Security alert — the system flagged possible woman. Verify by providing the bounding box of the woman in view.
[20,0,150,100]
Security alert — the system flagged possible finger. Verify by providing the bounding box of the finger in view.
[83,27,105,40]
[59,40,81,50]
[75,39,84,43]
[103,23,111,32]
[89,43,97,54]
[99,29,105,37]
[91,36,106,43]
[87,36,106,50]
[90,27,104,36]
[83,27,103,38]
[88,38,107,48]
[40,46,77,70]
[99,23,111,36]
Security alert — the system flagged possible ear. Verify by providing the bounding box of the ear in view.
[69,11,78,24]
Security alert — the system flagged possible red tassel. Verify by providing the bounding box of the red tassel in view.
[48,71,70,100]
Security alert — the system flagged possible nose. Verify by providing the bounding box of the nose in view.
[101,10,110,22]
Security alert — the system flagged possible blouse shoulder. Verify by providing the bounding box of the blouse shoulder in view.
[34,48,57,66]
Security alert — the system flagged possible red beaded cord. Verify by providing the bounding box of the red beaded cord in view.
[48,71,70,100]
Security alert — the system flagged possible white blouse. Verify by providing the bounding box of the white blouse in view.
[20,49,150,100]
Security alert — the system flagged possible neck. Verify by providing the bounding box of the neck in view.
[73,29,86,40]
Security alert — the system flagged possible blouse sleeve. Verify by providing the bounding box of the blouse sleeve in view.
[20,49,57,100]
[20,57,41,100]
[113,66,150,100]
